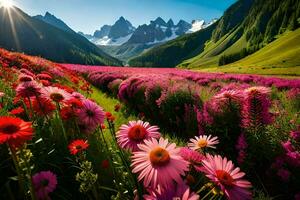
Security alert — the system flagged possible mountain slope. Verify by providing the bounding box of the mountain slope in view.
[0,7,122,66]
[129,0,300,69]
[33,12,74,33]
[225,29,300,68]
[197,29,300,76]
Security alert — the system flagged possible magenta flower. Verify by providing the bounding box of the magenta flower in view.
[144,181,199,200]
[78,99,105,128]
[179,147,205,171]
[116,120,161,151]
[201,154,252,200]
[131,138,189,189]
[32,171,57,200]
[277,168,290,182]
[241,86,272,129]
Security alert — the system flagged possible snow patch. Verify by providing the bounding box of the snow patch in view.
[93,34,133,46]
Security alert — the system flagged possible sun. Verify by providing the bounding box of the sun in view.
[0,0,14,8]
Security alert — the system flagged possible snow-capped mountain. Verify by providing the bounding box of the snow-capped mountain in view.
[188,19,218,33]
[83,17,135,46]
[81,17,217,47]
[127,17,191,45]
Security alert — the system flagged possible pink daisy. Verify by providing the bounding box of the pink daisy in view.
[116,120,161,151]
[144,181,199,200]
[32,171,57,200]
[201,154,252,200]
[16,81,42,98]
[42,86,72,103]
[0,92,5,98]
[78,99,105,128]
[131,137,189,189]
[179,147,205,170]
[188,135,219,150]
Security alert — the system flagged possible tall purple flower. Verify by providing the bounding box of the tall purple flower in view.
[32,171,57,200]
[241,87,272,129]
[78,99,105,129]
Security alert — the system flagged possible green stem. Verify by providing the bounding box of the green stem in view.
[8,145,25,198]
[202,188,215,200]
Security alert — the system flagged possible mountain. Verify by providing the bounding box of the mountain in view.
[0,7,122,66]
[33,12,74,33]
[129,0,300,68]
[94,25,111,38]
[88,17,135,46]
[108,17,135,39]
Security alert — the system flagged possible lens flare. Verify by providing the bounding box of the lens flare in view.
[0,0,13,8]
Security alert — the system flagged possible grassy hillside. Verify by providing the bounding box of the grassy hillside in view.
[0,7,122,66]
[195,29,300,75]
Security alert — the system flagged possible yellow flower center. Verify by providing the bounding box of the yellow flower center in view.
[197,139,208,148]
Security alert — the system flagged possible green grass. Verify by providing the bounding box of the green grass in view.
[183,29,300,76]
[90,86,185,144]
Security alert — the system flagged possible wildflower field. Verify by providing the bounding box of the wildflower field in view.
[0,47,300,200]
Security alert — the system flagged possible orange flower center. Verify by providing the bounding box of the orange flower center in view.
[216,170,234,187]
[150,147,170,166]
[0,124,20,134]
[128,125,147,141]
[198,139,208,148]
[50,93,64,102]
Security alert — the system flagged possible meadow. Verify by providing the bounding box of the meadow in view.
[0,47,299,200]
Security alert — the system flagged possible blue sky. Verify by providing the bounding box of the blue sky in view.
[12,0,236,34]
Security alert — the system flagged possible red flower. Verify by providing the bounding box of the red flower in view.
[10,107,25,116]
[0,117,33,148]
[60,106,79,121]
[68,139,89,155]
[66,98,83,108]
[105,112,112,118]
[32,98,56,116]
[101,159,110,169]
[100,124,106,129]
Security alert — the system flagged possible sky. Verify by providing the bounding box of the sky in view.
[11,0,236,34]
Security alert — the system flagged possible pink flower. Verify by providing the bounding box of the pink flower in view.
[78,99,105,129]
[32,171,57,200]
[236,133,248,150]
[277,168,290,182]
[16,81,42,98]
[201,154,252,200]
[42,86,71,103]
[188,135,219,150]
[0,92,5,98]
[179,147,205,170]
[116,120,161,151]
[290,130,300,141]
[131,138,189,189]
[144,181,199,200]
